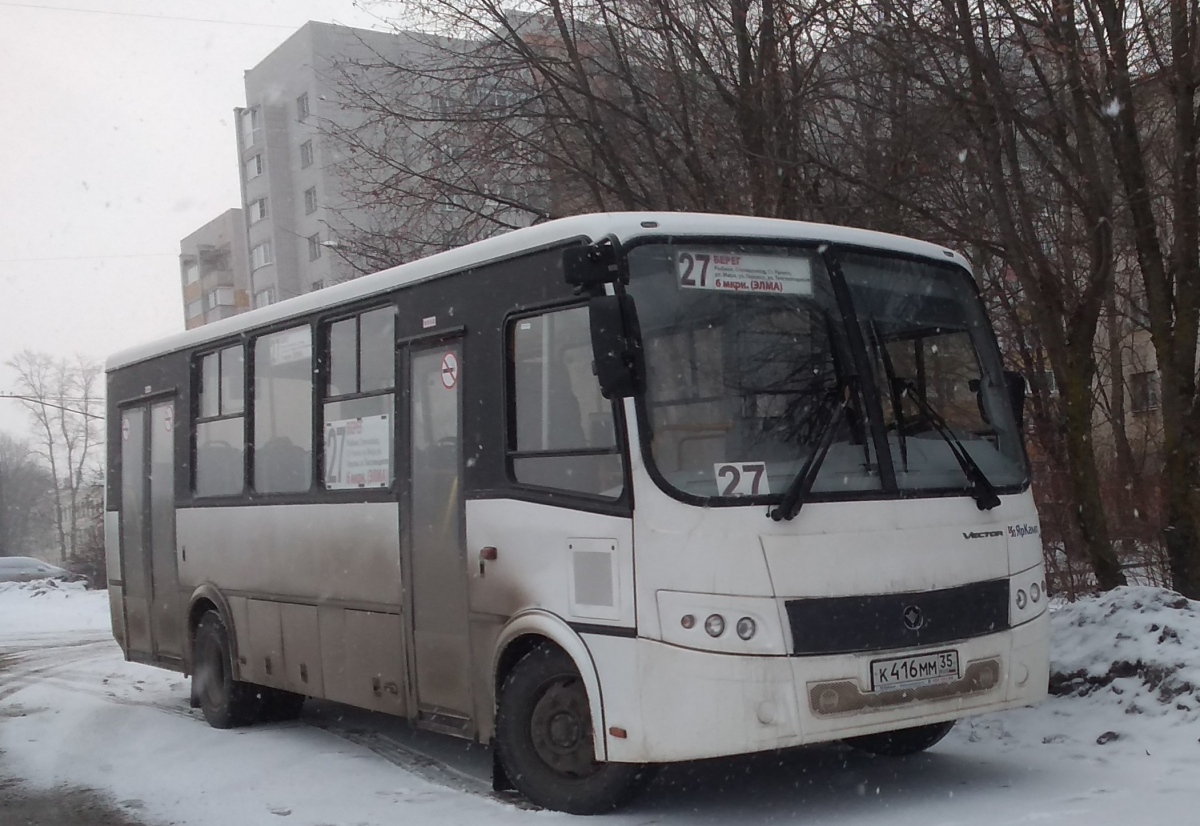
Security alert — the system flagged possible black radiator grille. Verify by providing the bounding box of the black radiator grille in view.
[784,579,1010,656]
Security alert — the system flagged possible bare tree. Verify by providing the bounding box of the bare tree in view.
[1082,0,1200,599]
[5,351,103,566]
[327,0,840,272]
[814,0,1127,588]
[877,0,1200,597]
[333,0,1197,594]
[0,432,55,559]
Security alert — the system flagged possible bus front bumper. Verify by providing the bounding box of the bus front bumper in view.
[584,611,1048,764]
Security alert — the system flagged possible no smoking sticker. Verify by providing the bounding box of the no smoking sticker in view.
[440,352,459,389]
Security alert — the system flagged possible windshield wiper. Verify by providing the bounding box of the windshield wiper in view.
[769,388,850,522]
[898,380,1001,510]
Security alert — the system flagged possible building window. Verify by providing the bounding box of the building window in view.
[323,306,396,489]
[297,92,310,120]
[254,325,313,493]
[508,306,622,497]
[300,139,314,168]
[241,108,260,147]
[185,299,203,319]
[245,154,263,179]
[1130,370,1159,413]
[194,345,245,496]
[253,286,276,308]
[308,233,322,261]
[183,263,199,285]
[304,186,318,215]
[248,197,268,223]
[1026,369,1057,397]
[204,287,235,311]
[431,134,467,161]
[250,240,273,270]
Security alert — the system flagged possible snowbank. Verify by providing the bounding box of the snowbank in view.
[0,578,111,640]
[1049,586,1200,715]
[2,581,1199,825]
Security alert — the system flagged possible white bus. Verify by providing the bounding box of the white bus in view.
[105,213,1048,814]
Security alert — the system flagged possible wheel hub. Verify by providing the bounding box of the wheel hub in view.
[528,676,600,778]
[548,710,582,749]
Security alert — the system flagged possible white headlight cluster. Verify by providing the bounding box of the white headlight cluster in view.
[1011,573,1048,624]
[659,592,783,654]
[680,612,757,640]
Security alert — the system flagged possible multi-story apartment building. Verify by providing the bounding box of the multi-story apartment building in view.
[234,22,458,308]
[181,20,548,325]
[179,208,251,330]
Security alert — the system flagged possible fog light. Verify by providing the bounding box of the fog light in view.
[1030,582,1041,603]
[704,614,725,637]
[736,616,756,640]
[1015,589,1028,610]
[680,614,695,630]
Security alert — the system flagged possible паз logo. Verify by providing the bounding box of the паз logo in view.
[902,605,925,631]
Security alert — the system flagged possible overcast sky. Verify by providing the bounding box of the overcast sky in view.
[0,0,395,437]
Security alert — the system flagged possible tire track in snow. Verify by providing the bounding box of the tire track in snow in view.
[0,638,192,720]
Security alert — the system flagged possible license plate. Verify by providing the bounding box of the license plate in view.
[870,650,960,692]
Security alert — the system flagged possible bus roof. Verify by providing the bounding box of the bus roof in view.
[107,212,968,372]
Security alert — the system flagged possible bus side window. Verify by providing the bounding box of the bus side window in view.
[254,325,313,494]
[508,306,622,498]
[194,345,245,497]
[322,306,396,490]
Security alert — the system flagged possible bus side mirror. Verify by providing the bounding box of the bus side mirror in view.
[589,294,645,399]
[1004,370,1026,433]
[564,238,625,290]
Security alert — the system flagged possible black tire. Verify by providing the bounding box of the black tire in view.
[845,720,956,757]
[192,611,262,729]
[495,645,653,814]
[257,687,306,723]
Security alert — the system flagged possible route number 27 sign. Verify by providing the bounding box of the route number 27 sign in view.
[713,462,770,496]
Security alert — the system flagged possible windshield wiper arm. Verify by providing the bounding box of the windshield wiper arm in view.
[899,381,1001,510]
[769,390,850,522]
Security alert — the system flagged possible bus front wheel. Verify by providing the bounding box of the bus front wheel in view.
[495,645,652,814]
[192,611,261,729]
[845,720,956,757]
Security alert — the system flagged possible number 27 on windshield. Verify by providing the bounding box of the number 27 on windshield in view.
[678,252,711,287]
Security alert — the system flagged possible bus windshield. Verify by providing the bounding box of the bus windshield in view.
[625,242,1027,504]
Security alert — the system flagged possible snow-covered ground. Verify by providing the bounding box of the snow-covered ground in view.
[1,580,1198,825]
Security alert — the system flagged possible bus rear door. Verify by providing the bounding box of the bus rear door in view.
[118,397,183,665]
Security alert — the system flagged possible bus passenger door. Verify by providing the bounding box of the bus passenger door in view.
[118,399,183,665]
[403,339,473,729]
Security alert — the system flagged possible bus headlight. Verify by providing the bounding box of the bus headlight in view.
[656,591,786,654]
[704,614,726,637]
[1009,567,1047,626]
[736,617,757,640]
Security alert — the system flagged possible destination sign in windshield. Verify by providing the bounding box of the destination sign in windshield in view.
[675,249,812,295]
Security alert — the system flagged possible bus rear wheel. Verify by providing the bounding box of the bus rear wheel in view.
[845,720,956,757]
[495,645,652,814]
[192,611,261,729]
